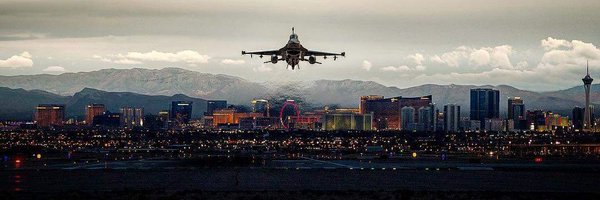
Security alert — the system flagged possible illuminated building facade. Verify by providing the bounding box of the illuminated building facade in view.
[359,95,384,115]
[120,107,144,128]
[508,97,526,130]
[484,118,505,132]
[85,104,105,125]
[545,112,569,131]
[158,110,170,129]
[205,100,227,116]
[525,110,569,132]
[171,101,193,124]
[35,104,65,127]
[526,110,547,131]
[251,99,270,117]
[290,114,322,130]
[360,95,433,130]
[254,117,279,129]
[143,110,171,130]
[211,108,263,127]
[322,113,373,131]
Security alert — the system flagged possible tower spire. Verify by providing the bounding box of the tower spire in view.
[583,60,594,132]
[585,60,590,75]
[587,60,590,75]
[292,27,294,34]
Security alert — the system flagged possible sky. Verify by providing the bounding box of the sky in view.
[0,0,600,91]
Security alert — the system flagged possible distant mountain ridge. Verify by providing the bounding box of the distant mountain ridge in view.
[0,68,266,104]
[0,87,207,121]
[0,67,597,117]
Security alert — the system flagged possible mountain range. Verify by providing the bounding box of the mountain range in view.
[0,67,597,119]
[0,87,206,121]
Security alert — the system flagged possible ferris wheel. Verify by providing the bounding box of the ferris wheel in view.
[279,100,300,129]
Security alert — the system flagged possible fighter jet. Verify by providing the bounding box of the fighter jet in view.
[242,28,345,70]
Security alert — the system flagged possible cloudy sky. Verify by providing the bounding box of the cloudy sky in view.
[1,0,599,91]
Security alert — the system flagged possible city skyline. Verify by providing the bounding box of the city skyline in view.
[0,0,600,91]
[2,1,600,198]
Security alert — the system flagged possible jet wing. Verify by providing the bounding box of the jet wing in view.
[242,50,279,56]
[305,50,345,57]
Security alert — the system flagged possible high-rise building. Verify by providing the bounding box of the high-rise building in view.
[205,100,226,116]
[508,97,525,129]
[322,113,373,131]
[211,108,263,127]
[85,104,105,125]
[359,95,384,114]
[545,112,569,131]
[251,99,270,117]
[572,106,584,131]
[418,106,434,131]
[583,61,594,131]
[361,95,433,130]
[470,88,500,129]
[171,101,193,124]
[361,95,398,129]
[435,109,445,131]
[93,111,121,128]
[443,104,460,132]
[35,104,65,127]
[526,110,547,131]
[158,110,170,129]
[401,106,415,131]
[508,97,524,120]
[120,107,144,128]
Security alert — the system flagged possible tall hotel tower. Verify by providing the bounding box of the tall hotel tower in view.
[583,61,594,131]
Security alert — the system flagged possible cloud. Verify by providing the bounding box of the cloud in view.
[95,50,210,65]
[361,60,372,71]
[0,51,33,68]
[253,64,272,72]
[430,45,513,68]
[381,65,411,72]
[221,59,245,65]
[469,49,490,66]
[406,37,600,91]
[540,38,600,65]
[122,50,210,63]
[96,55,142,65]
[516,61,528,69]
[414,65,426,71]
[380,54,427,72]
[112,58,142,64]
[541,37,572,51]
[407,53,425,66]
[489,45,513,68]
[430,48,467,67]
[42,66,66,72]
